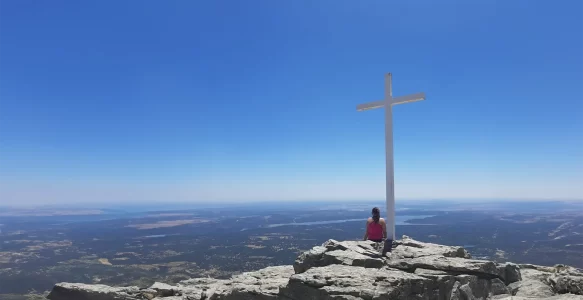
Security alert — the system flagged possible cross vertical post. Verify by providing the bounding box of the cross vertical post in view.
[384,74,396,241]
[356,73,426,242]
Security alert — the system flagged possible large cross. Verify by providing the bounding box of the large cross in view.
[356,73,426,241]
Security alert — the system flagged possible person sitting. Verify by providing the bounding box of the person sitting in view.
[363,207,387,243]
[363,207,392,255]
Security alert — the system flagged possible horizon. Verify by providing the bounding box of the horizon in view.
[1,1,582,205]
[3,198,583,210]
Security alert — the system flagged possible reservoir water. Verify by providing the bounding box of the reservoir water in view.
[265,215,434,228]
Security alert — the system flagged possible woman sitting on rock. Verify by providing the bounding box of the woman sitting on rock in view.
[363,207,387,243]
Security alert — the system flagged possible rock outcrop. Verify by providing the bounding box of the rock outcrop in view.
[47,236,583,300]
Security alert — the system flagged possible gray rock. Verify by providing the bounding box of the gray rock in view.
[393,235,471,259]
[511,268,555,298]
[548,295,583,300]
[521,264,583,277]
[46,237,583,300]
[490,278,511,296]
[413,268,459,299]
[548,264,583,295]
[178,277,226,288]
[204,265,294,299]
[414,268,454,276]
[388,255,498,276]
[293,245,327,273]
[458,283,475,300]
[322,239,381,259]
[140,288,158,300]
[47,283,140,300]
[388,255,521,286]
[321,250,384,269]
[450,281,462,300]
[455,274,491,299]
[440,275,510,300]
[176,279,220,300]
[150,282,178,297]
[280,264,430,300]
[499,263,522,284]
[510,264,583,297]
[551,274,583,295]
[282,264,511,300]
[294,240,383,274]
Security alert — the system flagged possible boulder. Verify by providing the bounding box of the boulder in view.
[47,283,140,300]
[413,268,458,299]
[389,256,497,276]
[509,264,583,297]
[392,235,471,259]
[322,239,381,258]
[415,269,512,299]
[455,274,495,299]
[140,289,157,300]
[490,278,511,296]
[321,250,384,269]
[293,246,327,273]
[294,240,383,274]
[280,264,431,300]
[388,255,521,286]
[499,262,522,284]
[203,265,294,299]
[510,267,555,298]
[551,273,583,295]
[150,282,178,297]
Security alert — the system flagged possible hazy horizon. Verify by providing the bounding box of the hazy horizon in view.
[3,198,583,210]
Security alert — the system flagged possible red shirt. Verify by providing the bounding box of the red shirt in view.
[367,221,383,240]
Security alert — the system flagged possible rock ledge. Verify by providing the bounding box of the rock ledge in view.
[47,236,583,300]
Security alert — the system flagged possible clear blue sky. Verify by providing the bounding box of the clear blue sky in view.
[1,1,582,205]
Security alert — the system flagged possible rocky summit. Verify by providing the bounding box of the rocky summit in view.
[47,236,583,300]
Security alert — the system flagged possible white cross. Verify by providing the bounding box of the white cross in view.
[356,73,425,241]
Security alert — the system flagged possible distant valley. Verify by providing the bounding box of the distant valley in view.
[1,200,582,300]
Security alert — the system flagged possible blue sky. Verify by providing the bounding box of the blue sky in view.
[1,1,582,205]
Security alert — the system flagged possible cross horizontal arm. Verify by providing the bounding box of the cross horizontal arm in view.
[356,100,385,111]
[357,93,425,111]
[391,92,425,105]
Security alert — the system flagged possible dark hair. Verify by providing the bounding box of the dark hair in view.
[372,207,380,223]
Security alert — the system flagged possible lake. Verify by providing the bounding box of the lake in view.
[265,215,435,228]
